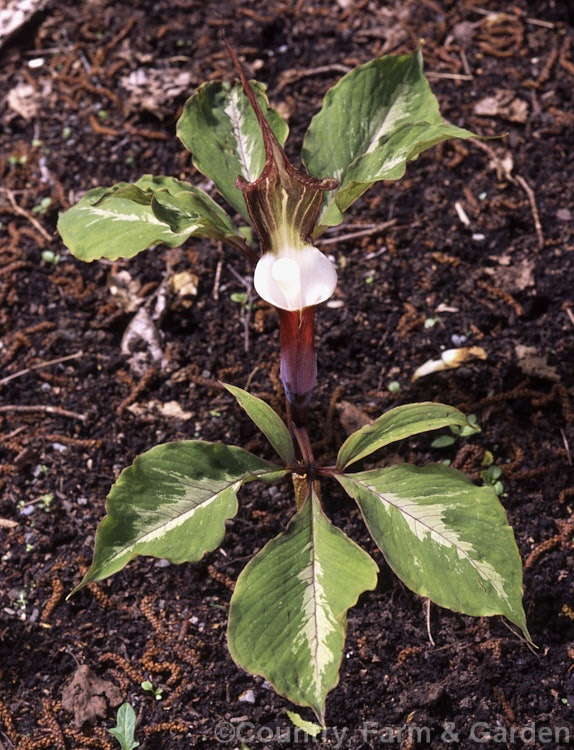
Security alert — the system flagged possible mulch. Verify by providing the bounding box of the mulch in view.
[0,1,573,748]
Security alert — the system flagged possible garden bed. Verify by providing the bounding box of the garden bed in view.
[0,1,573,747]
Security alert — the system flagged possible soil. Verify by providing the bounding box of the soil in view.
[1,1,573,748]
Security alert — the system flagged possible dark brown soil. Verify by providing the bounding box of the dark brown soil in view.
[1,1,573,748]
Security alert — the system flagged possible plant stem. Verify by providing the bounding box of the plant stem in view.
[292,424,314,470]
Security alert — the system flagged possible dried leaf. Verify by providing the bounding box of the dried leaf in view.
[169,270,198,308]
[121,307,166,377]
[127,399,193,421]
[120,68,195,115]
[474,90,528,124]
[0,0,47,50]
[449,20,479,46]
[109,270,143,314]
[61,665,122,728]
[336,400,373,436]
[7,80,51,120]
[412,347,487,381]
[484,259,535,293]
[515,345,559,383]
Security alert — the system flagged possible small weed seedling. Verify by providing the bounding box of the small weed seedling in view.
[109,703,139,750]
[59,44,531,721]
[140,680,163,701]
[431,413,481,448]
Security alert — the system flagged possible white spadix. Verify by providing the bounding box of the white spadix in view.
[254,244,337,311]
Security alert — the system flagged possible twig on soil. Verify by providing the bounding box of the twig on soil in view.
[471,139,544,250]
[228,265,253,353]
[454,201,471,228]
[0,187,53,243]
[212,257,223,301]
[425,598,435,647]
[276,63,352,93]
[0,351,83,388]
[426,71,473,81]
[525,16,556,29]
[245,363,262,391]
[0,404,87,422]
[460,49,472,78]
[514,174,544,251]
[561,428,572,466]
[316,219,397,246]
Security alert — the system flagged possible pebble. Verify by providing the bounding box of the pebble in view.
[238,689,256,704]
[451,334,467,347]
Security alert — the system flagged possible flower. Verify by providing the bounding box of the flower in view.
[253,244,337,312]
[228,42,338,427]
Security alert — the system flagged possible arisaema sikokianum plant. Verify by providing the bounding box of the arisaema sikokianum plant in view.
[58,43,531,722]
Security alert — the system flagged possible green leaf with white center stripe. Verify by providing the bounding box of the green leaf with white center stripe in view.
[337,463,530,641]
[70,441,284,596]
[57,175,247,262]
[227,487,379,722]
[302,48,478,235]
[176,80,289,221]
[222,383,295,466]
[337,402,470,471]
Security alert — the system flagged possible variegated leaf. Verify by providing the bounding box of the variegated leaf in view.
[227,487,379,721]
[57,175,247,262]
[337,402,470,471]
[302,49,478,235]
[338,463,530,641]
[70,441,284,595]
[177,80,289,220]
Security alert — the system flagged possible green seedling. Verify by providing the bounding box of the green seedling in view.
[39,493,54,510]
[481,465,506,497]
[15,590,28,611]
[141,680,163,700]
[230,291,248,306]
[8,154,27,166]
[431,413,481,447]
[32,197,52,215]
[109,703,140,750]
[42,250,61,266]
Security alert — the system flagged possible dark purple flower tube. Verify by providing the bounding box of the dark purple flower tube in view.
[277,306,317,429]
